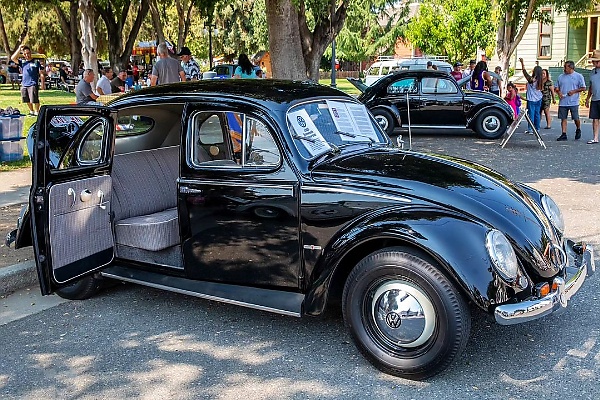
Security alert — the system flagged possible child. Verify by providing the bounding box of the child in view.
[504,82,521,117]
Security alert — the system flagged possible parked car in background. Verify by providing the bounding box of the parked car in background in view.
[209,64,263,79]
[364,57,452,86]
[349,69,514,139]
[8,79,594,380]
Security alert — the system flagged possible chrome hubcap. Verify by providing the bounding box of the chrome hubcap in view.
[371,281,436,348]
[375,115,389,131]
[482,115,500,133]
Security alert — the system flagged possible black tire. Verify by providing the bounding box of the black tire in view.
[342,246,470,380]
[474,109,508,139]
[55,275,102,300]
[372,109,395,135]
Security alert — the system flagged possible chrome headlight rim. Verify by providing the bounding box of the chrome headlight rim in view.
[485,229,519,283]
[541,195,565,234]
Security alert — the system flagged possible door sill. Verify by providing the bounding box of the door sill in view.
[100,265,304,317]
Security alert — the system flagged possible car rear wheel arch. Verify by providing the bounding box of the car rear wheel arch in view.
[371,106,399,135]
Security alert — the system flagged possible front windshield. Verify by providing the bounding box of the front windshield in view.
[286,99,388,160]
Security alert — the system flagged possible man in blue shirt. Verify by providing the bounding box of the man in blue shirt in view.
[555,60,586,141]
[10,45,42,116]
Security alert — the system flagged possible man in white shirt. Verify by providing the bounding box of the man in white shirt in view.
[96,67,114,95]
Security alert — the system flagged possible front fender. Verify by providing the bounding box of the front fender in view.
[303,207,525,315]
[467,105,513,127]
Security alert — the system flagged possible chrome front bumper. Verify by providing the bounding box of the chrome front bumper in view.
[495,240,595,325]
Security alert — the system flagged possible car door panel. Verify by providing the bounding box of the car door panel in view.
[419,77,465,127]
[48,176,113,283]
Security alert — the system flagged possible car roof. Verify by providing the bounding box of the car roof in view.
[110,79,351,107]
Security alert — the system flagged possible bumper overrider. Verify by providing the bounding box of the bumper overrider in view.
[495,240,595,325]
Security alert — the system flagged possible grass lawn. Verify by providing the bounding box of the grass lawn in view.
[0,85,75,171]
[318,79,361,97]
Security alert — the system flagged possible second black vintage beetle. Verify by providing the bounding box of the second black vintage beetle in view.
[8,79,594,380]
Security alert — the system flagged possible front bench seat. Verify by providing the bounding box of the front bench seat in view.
[111,146,180,252]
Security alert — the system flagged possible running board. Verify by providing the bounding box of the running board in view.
[101,265,304,317]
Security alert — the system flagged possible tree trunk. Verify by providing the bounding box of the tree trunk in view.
[0,9,11,54]
[175,0,194,50]
[265,0,307,80]
[96,0,150,72]
[149,0,165,44]
[80,0,98,83]
[52,1,81,70]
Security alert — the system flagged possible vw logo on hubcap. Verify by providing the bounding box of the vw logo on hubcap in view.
[385,312,402,328]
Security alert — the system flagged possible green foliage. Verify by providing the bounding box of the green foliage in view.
[405,0,495,62]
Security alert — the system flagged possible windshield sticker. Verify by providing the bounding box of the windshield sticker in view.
[326,101,379,141]
[50,116,85,128]
[287,109,331,157]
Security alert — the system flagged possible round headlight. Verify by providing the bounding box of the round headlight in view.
[541,195,565,234]
[486,230,519,282]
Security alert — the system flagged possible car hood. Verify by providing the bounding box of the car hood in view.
[310,148,557,276]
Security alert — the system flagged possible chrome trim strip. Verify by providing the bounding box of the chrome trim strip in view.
[99,271,302,317]
[178,178,295,192]
[401,125,466,129]
[494,242,594,325]
[303,186,411,203]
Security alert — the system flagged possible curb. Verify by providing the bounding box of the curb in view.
[0,260,37,297]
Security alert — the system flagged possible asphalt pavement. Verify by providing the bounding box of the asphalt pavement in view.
[0,116,599,399]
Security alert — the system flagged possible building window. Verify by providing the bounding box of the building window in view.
[538,8,553,58]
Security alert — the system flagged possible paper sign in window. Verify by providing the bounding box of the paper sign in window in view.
[287,109,331,157]
[326,101,379,141]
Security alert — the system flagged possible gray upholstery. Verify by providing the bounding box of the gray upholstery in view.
[111,147,180,253]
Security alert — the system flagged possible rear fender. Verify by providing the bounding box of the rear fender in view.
[303,207,523,315]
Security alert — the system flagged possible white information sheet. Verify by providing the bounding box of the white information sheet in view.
[287,109,331,157]
[326,101,379,141]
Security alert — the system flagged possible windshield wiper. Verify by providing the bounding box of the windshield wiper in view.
[335,130,376,146]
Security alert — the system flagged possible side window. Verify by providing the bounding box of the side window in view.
[46,115,110,170]
[189,111,281,169]
[387,78,417,95]
[422,78,458,94]
[381,66,390,75]
[116,115,154,136]
[79,121,105,163]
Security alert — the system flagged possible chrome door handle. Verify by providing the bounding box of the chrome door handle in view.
[67,188,76,208]
[97,190,107,210]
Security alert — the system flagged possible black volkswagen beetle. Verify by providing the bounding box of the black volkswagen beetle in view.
[8,80,594,380]
[348,70,514,139]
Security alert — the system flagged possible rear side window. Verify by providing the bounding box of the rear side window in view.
[387,78,418,95]
[422,77,458,94]
[188,111,281,169]
[116,115,154,136]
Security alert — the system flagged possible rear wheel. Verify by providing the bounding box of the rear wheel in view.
[342,247,470,380]
[55,275,102,300]
[372,109,395,135]
[474,109,508,139]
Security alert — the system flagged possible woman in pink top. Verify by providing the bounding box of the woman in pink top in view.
[504,82,520,117]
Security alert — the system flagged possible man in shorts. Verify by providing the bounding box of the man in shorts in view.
[554,60,586,141]
[10,45,42,116]
[7,60,20,90]
[585,50,600,144]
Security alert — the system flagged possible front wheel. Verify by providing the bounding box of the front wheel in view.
[372,109,396,135]
[474,109,508,139]
[55,275,102,300]
[342,247,470,380]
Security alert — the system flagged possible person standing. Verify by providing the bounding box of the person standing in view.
[177,47,200,81]
[554,60,586,141]
[489,66,503,96]
[540,69,556,129]
[10,45,42,116]
[463,59,476,89]
[75,69,100,104]
[233,54,257,79]
[150,42,185,86]
[470,61,492,91]
[504,82,521,117]
[519,58,543,134]
[96,67,114,95]
[450,62,463,81]
[585,50,600,144]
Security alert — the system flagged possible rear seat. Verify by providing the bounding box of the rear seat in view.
[111,146,179,252]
